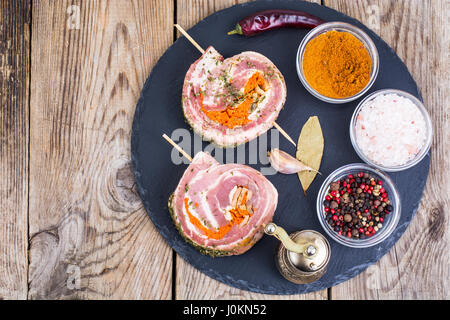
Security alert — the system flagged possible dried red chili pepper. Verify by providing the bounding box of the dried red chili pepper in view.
[227,9,325,36]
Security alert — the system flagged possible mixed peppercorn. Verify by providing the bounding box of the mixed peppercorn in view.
[323,172,393,239]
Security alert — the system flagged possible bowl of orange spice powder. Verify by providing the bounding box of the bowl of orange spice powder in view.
[296,22,379,103]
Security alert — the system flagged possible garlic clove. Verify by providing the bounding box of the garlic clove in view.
[268,148,320,175]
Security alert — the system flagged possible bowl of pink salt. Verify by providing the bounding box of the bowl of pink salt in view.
[350,89,432,172]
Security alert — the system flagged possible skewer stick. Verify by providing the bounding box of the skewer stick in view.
[162,133,193,162]
[174,24,297,147]
[174,24,205,54]
[273,122,296,147]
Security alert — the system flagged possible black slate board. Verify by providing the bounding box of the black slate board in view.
[131,0,430,294]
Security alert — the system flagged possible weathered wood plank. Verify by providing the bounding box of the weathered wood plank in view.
[28,0,174,299]
[0,0,30,300]
[324,0,449,299]
[175,0,327,300]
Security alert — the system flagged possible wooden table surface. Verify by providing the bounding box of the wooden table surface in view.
[0,0,448,300]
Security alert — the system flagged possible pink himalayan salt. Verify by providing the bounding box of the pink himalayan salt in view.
[355,93,427,167]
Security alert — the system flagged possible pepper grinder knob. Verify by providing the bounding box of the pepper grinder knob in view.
[305,245,317,256]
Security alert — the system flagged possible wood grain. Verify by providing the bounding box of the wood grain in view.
[175,0,327,300]
[28,0,174,299]
[0,0,447,300]
[0,0,30,300]
[324,0,449,299]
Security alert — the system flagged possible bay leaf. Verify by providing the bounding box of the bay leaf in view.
[296,116,324,194]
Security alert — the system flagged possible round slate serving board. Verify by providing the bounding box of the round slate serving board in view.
[131,0,430,294]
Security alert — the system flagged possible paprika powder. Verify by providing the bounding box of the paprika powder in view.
[302,30,372,99]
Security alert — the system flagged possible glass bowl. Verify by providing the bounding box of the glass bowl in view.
[349,89,433,172]
[296,21,379,104]
[316,163,401,248]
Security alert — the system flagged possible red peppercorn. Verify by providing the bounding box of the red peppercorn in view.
[336,198,341,204]
[325,195,331,201]
[330,190,336,197]
[331,209,335,214]
[347,189,352,193]
[343,181,347,187]
[360,184,365,189]
[378,180,383,185]
[379,217,384,223]
[340,190,345,195]
[347,231,352,238]
[382,193,388,198]
[338,230,342,235]
[370,186,374,190]
[367,190,372,194]
[348,174,353,179]
[380,188,385,193]
[359,228,364,233]
[332,215,338,221]
[368,226,374,232]
[358,172,363,178]
[324,207,330,212]
[364,209,369,213]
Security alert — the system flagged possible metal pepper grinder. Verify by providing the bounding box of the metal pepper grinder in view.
[264,222,331,284]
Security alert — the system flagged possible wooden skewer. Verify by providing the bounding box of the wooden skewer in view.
[162,133,193,162]
[174,24,205,54]
[273,122,296,147]
[174,24,297,147]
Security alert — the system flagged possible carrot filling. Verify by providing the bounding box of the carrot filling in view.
[184,187,253,240]
[200,72,266,129]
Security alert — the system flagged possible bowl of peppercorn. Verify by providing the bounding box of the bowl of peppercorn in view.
[316,163,400,248]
